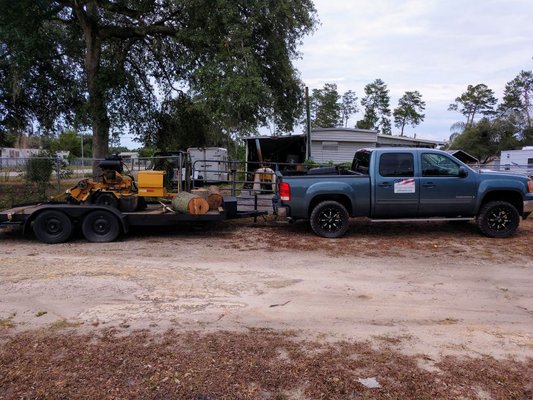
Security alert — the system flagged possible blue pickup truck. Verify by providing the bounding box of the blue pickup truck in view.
[275,148,533,238]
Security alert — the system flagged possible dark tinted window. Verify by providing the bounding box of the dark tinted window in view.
[379,153,414,177]
[351,150,371,174]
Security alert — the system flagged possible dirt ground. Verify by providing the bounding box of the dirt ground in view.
[1,217,532,399]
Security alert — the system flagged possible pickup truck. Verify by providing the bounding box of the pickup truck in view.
[275,148,533,238]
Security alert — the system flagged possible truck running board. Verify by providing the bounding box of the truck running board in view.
[370,217,474,223]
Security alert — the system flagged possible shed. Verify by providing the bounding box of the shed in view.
[446,150,479,165]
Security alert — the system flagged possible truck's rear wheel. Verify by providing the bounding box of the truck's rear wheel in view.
[310,200,350,238]
[33,210,73,244]
[477,201,520,238]
[82,210,120,242]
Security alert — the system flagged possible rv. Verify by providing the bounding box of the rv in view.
[500,147,533,176]
[187,147,229,182]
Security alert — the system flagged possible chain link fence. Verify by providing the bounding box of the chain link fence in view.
[1,155,531,211]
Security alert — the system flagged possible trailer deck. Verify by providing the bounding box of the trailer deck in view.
[0,197,267,243]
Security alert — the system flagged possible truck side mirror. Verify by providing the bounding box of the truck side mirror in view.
[458,166,468,178]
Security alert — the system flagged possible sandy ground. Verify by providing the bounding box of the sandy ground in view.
[1,217,532,360]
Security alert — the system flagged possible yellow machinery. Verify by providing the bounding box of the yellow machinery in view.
[66,156,173,211]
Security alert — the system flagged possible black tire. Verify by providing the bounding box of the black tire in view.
[477,201,520,238]
[94,192,119,208]
[82,210,120,242]
[310,200,350,238]
[33,210,73,244]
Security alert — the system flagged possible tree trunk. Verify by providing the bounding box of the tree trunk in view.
[74,1,110,175]
[206,186,223,210]
[171,192,209,215]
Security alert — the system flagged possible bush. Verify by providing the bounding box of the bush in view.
[25,154,54,184]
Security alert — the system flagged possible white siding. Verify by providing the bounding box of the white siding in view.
[312,128,377,143]
[312,142,374,164]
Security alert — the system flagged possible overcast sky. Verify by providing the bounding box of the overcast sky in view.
[294,0,533,142]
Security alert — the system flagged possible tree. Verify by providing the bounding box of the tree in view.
[449,118,519,163]
[393,91,425,136]
[448,84,497,127]
[340,90,358,128]
[499,70,533,137]
[357,79,391,134]
[151,94,224,151]
[49,130,83,158]
[0,0,317,164]
[310,83,341,128]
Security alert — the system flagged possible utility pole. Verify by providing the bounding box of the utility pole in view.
[305,86,312,160]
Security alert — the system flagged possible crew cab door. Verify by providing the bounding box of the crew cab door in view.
[373,152,418,218]
[418,152,477,217]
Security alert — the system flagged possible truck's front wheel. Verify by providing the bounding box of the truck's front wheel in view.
[477,200,520,238]
[310,201,350,238]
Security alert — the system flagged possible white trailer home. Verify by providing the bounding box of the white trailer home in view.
[500,147,533,176]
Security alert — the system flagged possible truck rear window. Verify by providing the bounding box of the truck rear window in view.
[352,151,371,174]
[379,153,414,177]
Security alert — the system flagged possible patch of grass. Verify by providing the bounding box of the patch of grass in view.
[0,312,16,329]
[0,319,15,329]
[49,320,82,330]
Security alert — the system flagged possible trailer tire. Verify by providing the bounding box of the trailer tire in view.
[310,200,350,238]
[477,200,520,238]
[33,210,73,244]
[82,210,120,242]
[94,193,118,208]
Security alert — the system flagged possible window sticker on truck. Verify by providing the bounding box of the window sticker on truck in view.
[394,179,416,194]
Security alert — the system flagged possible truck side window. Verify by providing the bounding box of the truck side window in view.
[379,153,414,177]
[422,153,460,176]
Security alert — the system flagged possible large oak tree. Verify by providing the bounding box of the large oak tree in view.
[0,0,317,161]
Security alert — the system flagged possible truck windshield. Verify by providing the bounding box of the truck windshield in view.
[351,150,371,174]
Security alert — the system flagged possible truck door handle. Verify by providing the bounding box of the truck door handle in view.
[378,182,392,188]
[422,182,436,188]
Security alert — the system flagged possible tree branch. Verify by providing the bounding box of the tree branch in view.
[100,24,178,40]
[94,0,142,19]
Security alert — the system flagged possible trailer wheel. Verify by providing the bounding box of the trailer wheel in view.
[310,200,350,238]
[477,201,520,238]
[82,210,120,242]
[94,193,118,208]
[33,210,73,244]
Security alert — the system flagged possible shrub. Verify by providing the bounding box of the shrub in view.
[25,154,54,184]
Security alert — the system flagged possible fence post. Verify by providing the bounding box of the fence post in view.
[231,160,237,196]
[56,156,61,192]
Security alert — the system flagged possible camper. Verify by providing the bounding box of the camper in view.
[187,147,228,182]
[500,147,533,176]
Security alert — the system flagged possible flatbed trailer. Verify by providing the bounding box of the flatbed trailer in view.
[0,197,266,244]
